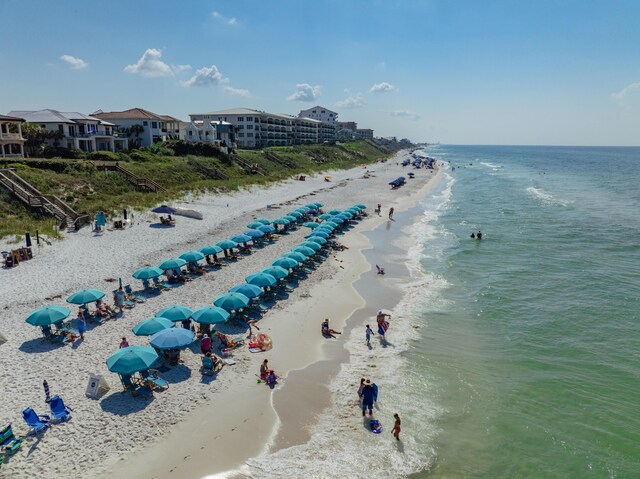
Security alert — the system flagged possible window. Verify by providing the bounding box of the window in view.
[321,110,325,113]
[238,125,244,129]
[189,131,193,136]
[58,125,64,133]
[238,133,245,137]
[238,117,244,121]
[151,122,158,129]
[312,110,317,113]
[246,117,253,121]
[143,121,148,126]
[246,125,253,129]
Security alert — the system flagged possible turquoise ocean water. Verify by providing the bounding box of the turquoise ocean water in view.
[410,145,640,478]
[242,145,639,479]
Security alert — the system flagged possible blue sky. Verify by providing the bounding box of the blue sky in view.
[1,0,639,145]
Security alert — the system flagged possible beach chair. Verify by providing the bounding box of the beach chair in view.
[200,356,215,375]
[153,278,174,290]
[124,284,146,303]
[49,396,73,422]
[140,369,169,390]
[22,407,50,435]
[119,374,139,395]
[0,424,23,456]
[83,308,104,325]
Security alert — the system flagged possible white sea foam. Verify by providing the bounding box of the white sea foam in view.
[241,172,455,478]
[479,161,503,171]
[526,186,570,207]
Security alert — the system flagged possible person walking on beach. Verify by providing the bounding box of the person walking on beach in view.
[119,337,129,349]
[377,310,391,338]
[114,287,126,314]
[376,204,382,216]
[391,413,401,441]
[77,312,86,340]
[357,378,366,400]
[388,207,395,220]
[366,325,374,346]
[43,379,51,403]
[361,379,375,416]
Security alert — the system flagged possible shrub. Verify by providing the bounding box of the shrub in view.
[149,142,175,156]
[88,151,119,161]
[129,150,155,162]
[43,146,85,159]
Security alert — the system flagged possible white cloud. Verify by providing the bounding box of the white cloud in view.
[287,83,321,102]
[223,86,251,97]
[212,11,238,26]
[611,82,640,101]
[370,82,396,93]
[335,92,366,109]
[124,48,173,77]
[181,65,228,87]
[172,64,192,74]
[391,110,421,121]
[60,54,88,70]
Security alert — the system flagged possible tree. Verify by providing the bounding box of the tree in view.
[21,123,49,157]
[48,129,64,147]
[129,124,144,148]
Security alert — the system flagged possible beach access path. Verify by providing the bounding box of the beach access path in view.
[0,150,438,479]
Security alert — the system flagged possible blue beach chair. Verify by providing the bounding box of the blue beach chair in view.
[49,396,73,422]
[0,424,23,456]
[140,369,169,390]
[22,407,50,435]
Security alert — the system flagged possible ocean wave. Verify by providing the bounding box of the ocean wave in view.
[479,161,503,171]
[526,186,570,207]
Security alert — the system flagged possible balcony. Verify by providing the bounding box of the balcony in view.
[0,133,24,141]
[68,131,121,138]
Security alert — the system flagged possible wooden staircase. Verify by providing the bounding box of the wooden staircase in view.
[188,158,229,180]
[0,168,89,230]
[231,154,266,176]
[364,139,390,154]
[91,162,165,192]
[263,151,295,169]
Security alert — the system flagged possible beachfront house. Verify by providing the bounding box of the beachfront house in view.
[184,120,236,147]
[298,105,338,124]
[0,114,26,158]
[91,108,183,148]
[7,109,128,153]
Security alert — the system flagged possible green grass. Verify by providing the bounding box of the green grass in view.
[0,141,402,238]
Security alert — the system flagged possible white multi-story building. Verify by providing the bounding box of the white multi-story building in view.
[7,109,128,153]
[184,120,236,147]
[190,108,293,148]
[0,114,25,158]
[91,108,182,148]
[298,105,338,124]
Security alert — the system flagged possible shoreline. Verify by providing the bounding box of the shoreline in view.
[0,149,442,479]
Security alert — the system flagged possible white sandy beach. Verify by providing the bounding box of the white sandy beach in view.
[0,150,441,479]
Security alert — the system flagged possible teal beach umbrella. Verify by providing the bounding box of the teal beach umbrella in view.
[284,252,307,263]
[255,218,271,224]
[305,236,327,245]
[26,306,70,326]
[247,221,264,229]
[318,214,333,220]
[191,306,230,325]
[66,289,106,305]
[231,234,252,244]
[179,250,205,263]
[159,258,187,270]
[303,222,319,229]
[156,305,193,322]
[272,217,290,225]
[261,266,289,279]
[200,245,223,255]
[246,272,277,287]
[213,292,250,312]
[273,257,299,269]
[132,317,174,336]
[301,241,323,251]
[245,229,265,237]
[230,283,263,299]
[216,239,238,250]
[293,246,316,256]
[257,224,276,233]
[150,328,194,350]
[133,266,164,280]
[106,346,160,375]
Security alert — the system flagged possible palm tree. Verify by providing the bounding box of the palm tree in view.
[129,124,144,148]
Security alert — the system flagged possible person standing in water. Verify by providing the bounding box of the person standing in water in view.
[391,413,401,440]
[388,207,395,220]
[365,325,374,346]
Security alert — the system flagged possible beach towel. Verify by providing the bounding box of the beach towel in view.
[378,321,389,335]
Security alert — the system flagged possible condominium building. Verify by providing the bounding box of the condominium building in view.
[190,108,292,148]
[0,114,25,158]
[7,109,128,153]
[184,120,236,147]
[92,108,182,148]
[298,105,338,124]
[356,128,374,140]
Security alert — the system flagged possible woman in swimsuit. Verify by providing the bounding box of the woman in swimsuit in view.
[392,413,401,440]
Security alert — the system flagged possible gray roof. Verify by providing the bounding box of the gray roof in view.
[7,109,115,126]
[193,108,292,120]
[8,109,76,124]
[0,114,25,122]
